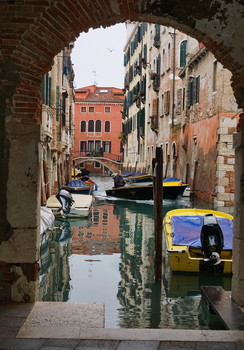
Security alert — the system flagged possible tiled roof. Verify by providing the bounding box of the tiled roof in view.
[75,85,124,103]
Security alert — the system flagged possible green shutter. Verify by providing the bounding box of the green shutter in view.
[180,40,187,67]
[56,86,59,121]
[48,77,52,107]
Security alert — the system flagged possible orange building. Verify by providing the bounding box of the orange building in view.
[74,85,124,174]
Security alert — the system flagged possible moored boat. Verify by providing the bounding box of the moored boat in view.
[40,206,55,234]
[106,177,188,200]
[46,193,93,218]
[163,208,233,274]
[65,178,97,194]
[124,172,153,183]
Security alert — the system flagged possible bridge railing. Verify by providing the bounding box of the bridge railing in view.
[72,151,123,163]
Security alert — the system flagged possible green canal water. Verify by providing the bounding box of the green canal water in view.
[39,176,233,329]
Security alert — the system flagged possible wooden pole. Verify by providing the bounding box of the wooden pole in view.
[153,147,163,280]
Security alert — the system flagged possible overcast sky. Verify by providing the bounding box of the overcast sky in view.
[71,23,127,90]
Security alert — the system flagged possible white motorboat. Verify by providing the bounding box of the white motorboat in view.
[46,193,93,218]
[40,206,55,234]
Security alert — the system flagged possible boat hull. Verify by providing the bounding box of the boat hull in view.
[106,183,187,200]
[163,208,233,274]
[65,187,91,195]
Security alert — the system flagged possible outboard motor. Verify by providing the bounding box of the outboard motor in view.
[56,188,74,219]
[200,214,224,265]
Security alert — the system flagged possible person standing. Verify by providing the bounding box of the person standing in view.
[114,170,125,188]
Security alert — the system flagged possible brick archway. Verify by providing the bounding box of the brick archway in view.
[0,0,244,303]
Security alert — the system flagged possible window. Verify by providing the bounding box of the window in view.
[105,106,111,113]
[161,93,164,116]
[80,141,86,152]
[95,120,101,132]
[182,88,185,111]
[56,86,60,121]
[176,89,182,114]
[80,121,86,132]
[88,140,94,151]
[168,43,171,69]
[95,162,101,168]
[162,49,165,73]
[103,141,111,153]
[179,40,187,67]
[89,106,94,113]
[105,121,110,132]
[188,76,200,106]
[88,120,94,132]
[61,91,68,127]
[164,90,170,115]
[41,73,52,107]
[95,140,101,151]
[213,60,217,92]
[80,106,86,113]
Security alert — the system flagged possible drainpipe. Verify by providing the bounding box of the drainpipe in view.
[171,29,176,127]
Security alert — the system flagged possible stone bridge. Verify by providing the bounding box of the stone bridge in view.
[73,156,122,174]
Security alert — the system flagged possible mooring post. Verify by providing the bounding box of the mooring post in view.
[152,147,163,280]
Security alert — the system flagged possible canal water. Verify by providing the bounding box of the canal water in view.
[39,176,233,329]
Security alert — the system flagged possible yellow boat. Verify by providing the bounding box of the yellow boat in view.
[163,208,233,274]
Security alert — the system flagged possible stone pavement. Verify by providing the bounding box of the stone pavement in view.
[0,302,243,350]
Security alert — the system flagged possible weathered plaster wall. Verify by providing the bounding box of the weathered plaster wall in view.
[179,116,219,201]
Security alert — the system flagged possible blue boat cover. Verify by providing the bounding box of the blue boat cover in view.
[163,177,184,183]
[121,171,148,177]
[130,172,149,177]
[121,170,135,177]
[171,215,233,250]
[66,179,87,187]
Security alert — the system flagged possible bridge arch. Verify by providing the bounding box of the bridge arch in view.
[1,0,244,304]
[73,157,121,174]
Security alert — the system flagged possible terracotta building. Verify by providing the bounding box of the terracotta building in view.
[73,85,124,174]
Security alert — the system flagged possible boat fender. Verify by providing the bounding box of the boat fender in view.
[200,214,224,265]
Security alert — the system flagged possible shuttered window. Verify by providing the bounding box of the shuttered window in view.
[180,40,187,67]
[176,89,182,114]
[56,86,60,121]
[188,76,200,106]
[41,74,52,107]
[165,90,170,115]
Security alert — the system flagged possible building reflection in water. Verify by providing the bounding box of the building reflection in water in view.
[38,198,231,329]
[39,220,73,302]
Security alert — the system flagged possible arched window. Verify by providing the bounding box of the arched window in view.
[80,120,86,132]
[88,120,94,132]
[180,40,187,67]
[105,121,110,132]
[95,120,101,132]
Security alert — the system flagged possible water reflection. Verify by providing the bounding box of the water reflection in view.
[39,182,231,329]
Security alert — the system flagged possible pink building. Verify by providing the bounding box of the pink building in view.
[74,85,124,174]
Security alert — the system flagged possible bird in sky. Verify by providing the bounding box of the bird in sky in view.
[107,48,114,52]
